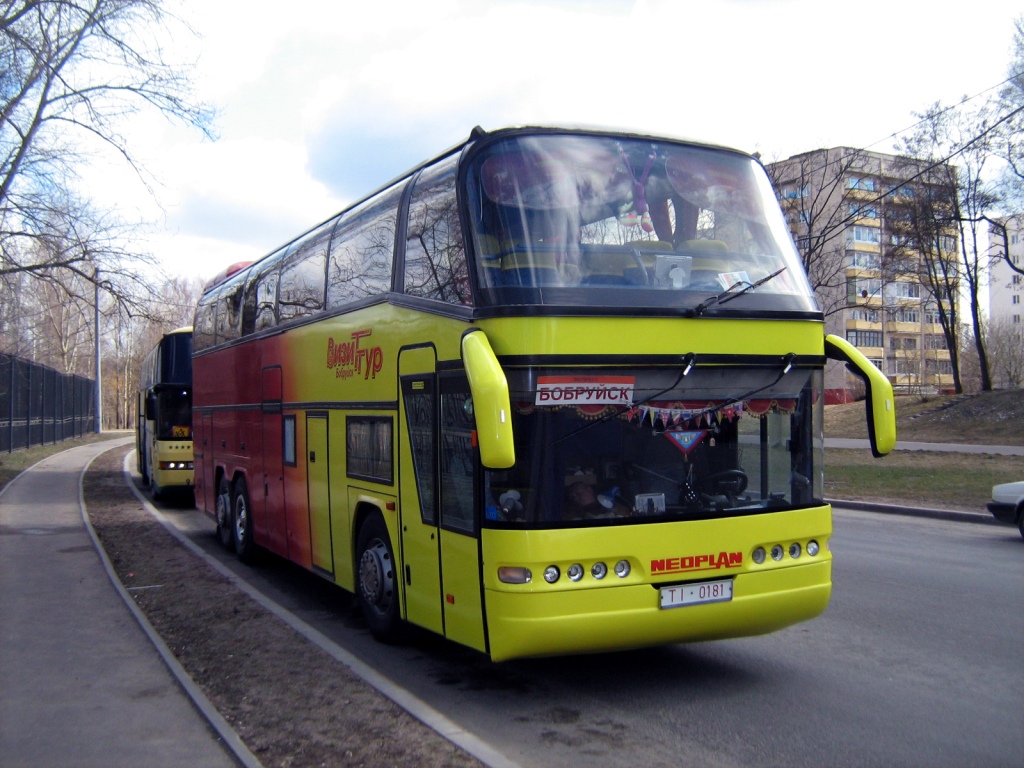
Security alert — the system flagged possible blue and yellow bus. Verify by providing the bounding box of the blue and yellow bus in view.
[192,126,894,661]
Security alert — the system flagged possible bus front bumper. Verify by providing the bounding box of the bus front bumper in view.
[484,559,831,662]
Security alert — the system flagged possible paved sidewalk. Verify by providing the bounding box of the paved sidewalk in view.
[0,438,241,768]
[825,438,1024,456]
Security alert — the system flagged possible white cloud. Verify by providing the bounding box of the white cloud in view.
[103,0,1024,280]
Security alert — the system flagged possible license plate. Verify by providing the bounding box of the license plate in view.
[659,579,733,609]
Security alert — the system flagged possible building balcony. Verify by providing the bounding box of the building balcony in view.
[889,321,921,333]
[845,319,883,330]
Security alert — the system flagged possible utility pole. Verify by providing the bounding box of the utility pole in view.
[94,269,102,433]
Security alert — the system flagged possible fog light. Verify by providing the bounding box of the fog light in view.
[614,560,630,578]
[544,566,560,583]
[807,540,820,557]
[591,562,608,580]
[789,543,801,559]
[497,567,531,584]
[770,544,784,561]
[752,546,766,564]
[567,563,584,582]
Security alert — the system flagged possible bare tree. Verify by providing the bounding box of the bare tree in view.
[986,316,1024,388]
[30,274,94,374]
[892,100,999,392]
[1,0,212,325]
[766,148,872,317]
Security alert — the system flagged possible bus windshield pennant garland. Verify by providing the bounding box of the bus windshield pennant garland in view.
[664,430,708,455]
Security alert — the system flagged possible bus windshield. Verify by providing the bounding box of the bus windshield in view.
[152,386,192,441]
[466,133,817,314]
[483,366,824,527]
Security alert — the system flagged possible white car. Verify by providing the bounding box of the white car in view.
[987,481,1024,540]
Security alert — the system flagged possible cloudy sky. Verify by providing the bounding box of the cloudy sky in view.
[97,0,1024,281]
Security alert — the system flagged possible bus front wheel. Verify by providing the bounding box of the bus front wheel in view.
[232,477,258,563]
[355,515,403,642]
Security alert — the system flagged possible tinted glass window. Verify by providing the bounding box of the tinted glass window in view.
[402,376,436,524]
[404,157,471,305]
[327,185,402,309]
[242,248,286,333]
[160,333,193,384]
[216,278,245,343]
[346,416,393,484]
[279,220,333,322]
[193,297,216,352]
[466,133,817,314]
[439,380,476,533]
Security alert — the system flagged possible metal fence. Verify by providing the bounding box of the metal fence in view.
[0,352,96,453]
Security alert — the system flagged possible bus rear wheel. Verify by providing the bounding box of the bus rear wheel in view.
[215,477,232,549]
[232,476,258,563]
[355,515,403,642]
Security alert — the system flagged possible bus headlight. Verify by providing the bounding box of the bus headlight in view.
[591,562,607,580]
[567,563,584,582]
[752,546,766,564]
[543,566,560,583]
[789,543,802,559]
[159,461,194,470]
[770,544,784,561]
[498,567,531,584]
[614,560,630,578]
[807,540,820,556]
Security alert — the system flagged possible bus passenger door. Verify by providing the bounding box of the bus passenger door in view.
[306,413,333,575]
[437,374,486,653]
[261,366,287,556]
[398,347,443,635]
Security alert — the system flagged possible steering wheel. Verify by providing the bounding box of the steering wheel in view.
[700,469,748,496]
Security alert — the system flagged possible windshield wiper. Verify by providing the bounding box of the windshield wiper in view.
[684,266,787,317]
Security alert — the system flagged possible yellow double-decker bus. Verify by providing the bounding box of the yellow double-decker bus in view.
[137,327,194,500]
[192,127,894,661]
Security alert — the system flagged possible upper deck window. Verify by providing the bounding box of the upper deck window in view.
[465,133,817,314]
[404,156,471,306]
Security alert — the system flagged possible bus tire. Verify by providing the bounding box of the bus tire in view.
[231,476,258,563]
[355,515,403,642]
[215,477,233,549]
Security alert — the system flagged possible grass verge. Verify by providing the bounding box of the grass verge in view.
[825,449,1018,511]
[0,432,128,494]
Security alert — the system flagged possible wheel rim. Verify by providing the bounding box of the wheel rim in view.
[358,539,393,616]
[216,492,228,528]
[234,493,248,544]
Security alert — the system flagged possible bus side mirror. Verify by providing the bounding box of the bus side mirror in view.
[145,394,157,421]
[461,329,515,469]
[824,334,896,457]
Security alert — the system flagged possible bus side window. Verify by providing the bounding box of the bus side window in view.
[193,296,217,352]
[243,249,284,334]
[327,184,402,309]
[279,219,332,323]
[404,157,472,306]
[216,281,244,343]
[439,386,477,534]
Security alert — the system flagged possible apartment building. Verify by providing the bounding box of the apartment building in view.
[987,216,1024,389]
[767,148,956,402]
[989,215,1024,326]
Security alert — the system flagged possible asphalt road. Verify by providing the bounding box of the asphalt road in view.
[156,495,1024,768]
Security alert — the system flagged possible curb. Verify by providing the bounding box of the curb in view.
[828,499,1000,526]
